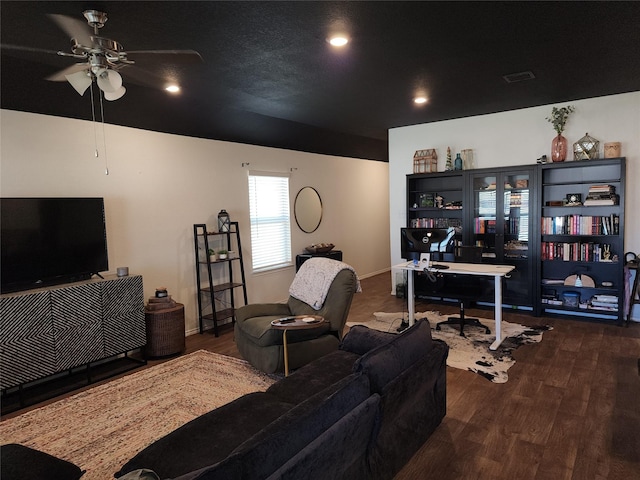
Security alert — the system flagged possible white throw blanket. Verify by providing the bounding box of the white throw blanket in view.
[289,257,361,310]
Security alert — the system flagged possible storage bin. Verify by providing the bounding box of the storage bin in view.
[562,291,580,308]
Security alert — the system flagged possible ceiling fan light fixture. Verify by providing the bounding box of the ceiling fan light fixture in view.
[165,85,180,93]
[65,70,92,95]
[413,96,428,105]
[97,69,122,93]
[104,85,126,101]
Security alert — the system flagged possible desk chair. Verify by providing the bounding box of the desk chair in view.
[435,246,491,336]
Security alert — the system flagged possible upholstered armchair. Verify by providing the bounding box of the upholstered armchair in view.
[234,259,360,374]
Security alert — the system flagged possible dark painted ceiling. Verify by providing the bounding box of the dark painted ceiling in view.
[2,1,640,161]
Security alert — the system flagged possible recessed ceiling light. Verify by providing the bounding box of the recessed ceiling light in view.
[328,35,349,47]
[165,85,180,93]
[414,96,428,105]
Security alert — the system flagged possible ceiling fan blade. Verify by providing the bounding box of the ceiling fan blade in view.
[118,65,170,89]
[1,44,61,56]
[46,63,90,82]
[125,50,203,64]
[48,13,92,46]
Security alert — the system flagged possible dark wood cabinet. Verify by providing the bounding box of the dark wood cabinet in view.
[406,158,627,322]
[467,167,537,307]
[406,171,464,244]
[407,167,537,309]
[539,158,625,322]
[295,250,343,271]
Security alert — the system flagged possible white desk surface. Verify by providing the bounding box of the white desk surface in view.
[394,260,515,350]
[395,261,515,277]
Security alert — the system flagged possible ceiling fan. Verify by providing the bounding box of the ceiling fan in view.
[4,9,202,100]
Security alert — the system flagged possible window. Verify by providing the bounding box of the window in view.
[248,172,292,272]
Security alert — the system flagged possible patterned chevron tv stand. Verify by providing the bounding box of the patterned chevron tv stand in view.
[0,275,146,412]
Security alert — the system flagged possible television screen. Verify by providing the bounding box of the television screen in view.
[400,227,455,261]
[1,198,109,293]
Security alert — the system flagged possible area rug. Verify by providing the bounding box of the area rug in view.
[0,350,276,480]
[347,311,551,383]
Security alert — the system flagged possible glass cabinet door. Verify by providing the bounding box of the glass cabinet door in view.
[471,174,498,259]
[469,169,534,307]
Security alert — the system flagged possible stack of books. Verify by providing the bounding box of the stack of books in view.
[589,294,618,311]
[583,185,618,206]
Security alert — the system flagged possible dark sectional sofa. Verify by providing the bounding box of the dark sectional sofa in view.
[115,318,448,480]
[0,319,448,480]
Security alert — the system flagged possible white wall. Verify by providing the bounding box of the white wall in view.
[0,110,390,334]
[389,91,640,320]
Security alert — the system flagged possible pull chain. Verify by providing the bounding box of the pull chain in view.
[90,82,99,158]
[98,88,109,175]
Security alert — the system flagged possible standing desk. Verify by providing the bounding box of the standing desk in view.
[394,261,515,350]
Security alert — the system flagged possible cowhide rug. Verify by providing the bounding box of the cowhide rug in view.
[346,311,552,383]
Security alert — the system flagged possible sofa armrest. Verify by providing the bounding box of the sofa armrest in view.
[235,303,291,323]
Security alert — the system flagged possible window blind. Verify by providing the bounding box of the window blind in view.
[248,172,292,272]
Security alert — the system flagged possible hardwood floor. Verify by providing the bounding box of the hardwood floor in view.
[3,273,639,479]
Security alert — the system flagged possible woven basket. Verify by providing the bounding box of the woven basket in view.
[145,303,185,358]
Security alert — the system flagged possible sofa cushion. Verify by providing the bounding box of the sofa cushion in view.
[115,392,293,479]
[221,373,371,480]
[264,393,381,480]
[0,443,85,480]
[353,318,433,392]
[340,324,396,355]
[366,339,448,480]
[266,349,360,404]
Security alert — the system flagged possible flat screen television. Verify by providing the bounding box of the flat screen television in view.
[1,197,109,293]
[400,227,455,261]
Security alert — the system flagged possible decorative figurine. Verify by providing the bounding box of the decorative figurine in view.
[445,147,453,171]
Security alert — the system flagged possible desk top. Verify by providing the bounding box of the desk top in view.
[394,261,515,277]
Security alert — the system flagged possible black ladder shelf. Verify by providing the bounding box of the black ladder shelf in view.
[193,222,248,336]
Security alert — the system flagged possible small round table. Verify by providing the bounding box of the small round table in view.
[144,303,185,358]
[270,315,325,376]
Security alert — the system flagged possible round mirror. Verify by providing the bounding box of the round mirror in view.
[294,186,323,233]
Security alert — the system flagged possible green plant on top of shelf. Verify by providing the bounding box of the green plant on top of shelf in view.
[546,105,575,134]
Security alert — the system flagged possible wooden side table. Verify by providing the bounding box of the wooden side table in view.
[270,315,325,376]
[145,303,185,358]
[295,250,342,271]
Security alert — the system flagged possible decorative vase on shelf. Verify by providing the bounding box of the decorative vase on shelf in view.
[551,134,568,162]
[454,153,463,170]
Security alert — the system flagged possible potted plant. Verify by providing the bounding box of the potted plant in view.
[546,105,574,162]
[208,249,217,261]
[217,249,228,260]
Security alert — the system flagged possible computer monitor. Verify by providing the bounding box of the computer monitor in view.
[400,227,455,261]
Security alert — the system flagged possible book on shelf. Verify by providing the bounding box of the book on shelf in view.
[589,294,619,311]
[584,185,618,206]
[588,184,615,193]
[541,214,619,235]
[584,196,618,206]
